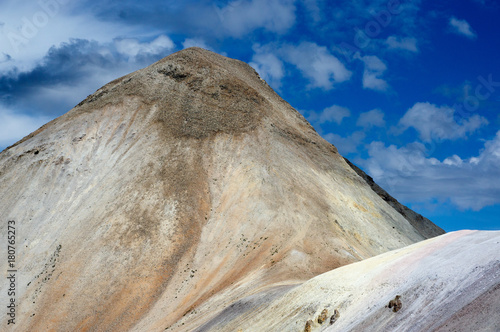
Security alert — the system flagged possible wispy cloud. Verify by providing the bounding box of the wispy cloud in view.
[307,105,351,125]
[386,36,418,52]
[324,131,366,155]
[115,35,175,60]
[449,17,477,39]
[301,0,322,23]
[357,55,388,91]
[0,53,12,63]
[357,109,386,128]
[182,38,213,52]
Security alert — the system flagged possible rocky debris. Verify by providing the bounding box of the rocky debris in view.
[192,231,500,331]
[317,308,328,324]
[304,319,313,332]
[330,309,340,324]
[388,295,402,312]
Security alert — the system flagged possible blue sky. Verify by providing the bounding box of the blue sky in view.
[0,0,499,231]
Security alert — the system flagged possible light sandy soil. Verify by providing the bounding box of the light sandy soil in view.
[198,230,500,332]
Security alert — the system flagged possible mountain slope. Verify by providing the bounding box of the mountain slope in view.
[343,158,441,239]
[196,230,500,332]
[0,48,443,331]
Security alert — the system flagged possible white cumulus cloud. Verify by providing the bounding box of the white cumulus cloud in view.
[249,44,285,89]
[396,102,489,141]
[361,131,500,211]
[214,0,297,37]
[283,41,352,89]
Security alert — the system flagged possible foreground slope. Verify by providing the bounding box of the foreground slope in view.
[0,48,442,331]
[199,230,500,332]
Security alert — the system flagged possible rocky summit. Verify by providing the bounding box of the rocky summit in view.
[0,48,457,331]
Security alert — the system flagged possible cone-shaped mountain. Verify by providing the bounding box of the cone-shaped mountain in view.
[0,47,443,331]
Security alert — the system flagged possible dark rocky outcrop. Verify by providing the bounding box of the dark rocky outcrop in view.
[344,157,445,239]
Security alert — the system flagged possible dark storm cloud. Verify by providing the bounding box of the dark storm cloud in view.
[0,36,174,110]
[0,39,114,102]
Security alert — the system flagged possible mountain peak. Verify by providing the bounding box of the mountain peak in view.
[73,47,293,140]
[0,49,443,331]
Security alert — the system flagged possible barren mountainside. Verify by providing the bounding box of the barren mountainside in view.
[199,230,500,332]
[0,48,447,331]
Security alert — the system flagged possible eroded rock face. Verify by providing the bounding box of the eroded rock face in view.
[0,48,444,331]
